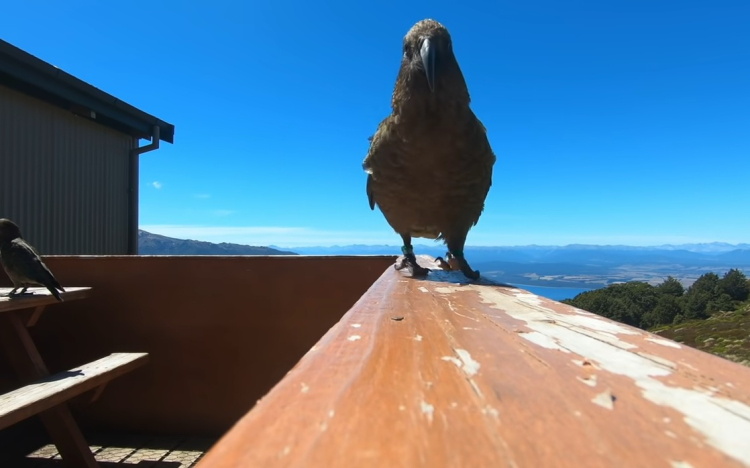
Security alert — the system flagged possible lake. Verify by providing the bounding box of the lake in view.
[508,284,596,301]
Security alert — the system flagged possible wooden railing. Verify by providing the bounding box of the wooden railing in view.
[197,256,750,468]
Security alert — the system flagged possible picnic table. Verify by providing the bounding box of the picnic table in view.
[0,287,149,467]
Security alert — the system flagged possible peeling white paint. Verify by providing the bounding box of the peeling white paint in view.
[441,356,462,368]
[300,383,310,393]
[347,335,361,341]
[414,334,423,341]
[350,323,362,328]
[441,284,750,466]
[418,286,429,293]
[420,401,435,424]
[670,462,693,468]
[462,327,479,330]
[665,430,677,439]
[456,349,481,377]
[577,374,597,387]
[453,310,479,322]
[646,337,681,348]
[328,410,335,418]
[441,350,480,378]
[482,406,500,418]
[522,331,571,353]
[592,390,615,410]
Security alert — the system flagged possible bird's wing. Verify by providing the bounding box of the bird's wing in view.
[7,239,63,290]
[470,114,496,226]
[362,116,397,210]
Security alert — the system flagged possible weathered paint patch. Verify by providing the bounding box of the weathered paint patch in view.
[592,390,615,410]
[482,406,500,418]
[577,375,597,387]
[646,337,682,349]
[414,334,423,341]
[456,285,750,466]
[300,383,310,394]
[670,461,694,468]
[456,349,481,377]
[418,286,429,293]
[441,350,480,377]
[420,401,435,424]
[350,323,362,328]
[441,356,462,368]
[521,331,571,353]
[347,335,361,342]
[438,284,750,466]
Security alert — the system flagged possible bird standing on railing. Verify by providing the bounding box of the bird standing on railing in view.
[363,19,496,280]
[0,218,65,301]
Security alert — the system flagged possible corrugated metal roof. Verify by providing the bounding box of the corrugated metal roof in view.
[0,38,175,144]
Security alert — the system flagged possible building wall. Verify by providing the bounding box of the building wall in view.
[0,84,133,254]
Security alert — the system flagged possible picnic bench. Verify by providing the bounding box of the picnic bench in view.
[0,286,149,467]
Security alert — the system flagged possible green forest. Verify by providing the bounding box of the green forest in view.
[562,269,750,366]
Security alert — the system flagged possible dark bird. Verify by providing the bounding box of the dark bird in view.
[362,19,496,280]
[0,218,65,301]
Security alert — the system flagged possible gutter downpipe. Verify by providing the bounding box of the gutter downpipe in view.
[127,125,160,255]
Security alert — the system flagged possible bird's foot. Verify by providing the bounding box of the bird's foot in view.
[394,253,430,278]
[441,251,480,281]
[7,287,32,298]
[458,258,480,280]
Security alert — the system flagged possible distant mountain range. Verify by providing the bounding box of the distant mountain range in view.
[138,230,297,256]
[270,243,750,290]
[138,230,750,290]
[273,243,750,266]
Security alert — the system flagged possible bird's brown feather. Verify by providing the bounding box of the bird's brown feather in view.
[363,19,496,244]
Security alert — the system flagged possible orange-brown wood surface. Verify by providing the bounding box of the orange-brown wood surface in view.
[198,256,750,468]
[0,255,394,436]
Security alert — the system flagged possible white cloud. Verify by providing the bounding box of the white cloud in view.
[151,181,163,189]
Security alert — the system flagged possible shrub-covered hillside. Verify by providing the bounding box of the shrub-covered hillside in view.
[562,269,750,366]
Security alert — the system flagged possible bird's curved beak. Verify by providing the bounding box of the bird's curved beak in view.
[420,38,436,92]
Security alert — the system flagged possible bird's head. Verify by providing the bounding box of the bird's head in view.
[394,19,469,104]
[0,218,22,244]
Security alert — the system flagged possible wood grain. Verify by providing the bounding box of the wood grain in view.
[0,352,148,430]
[197,256,750,468]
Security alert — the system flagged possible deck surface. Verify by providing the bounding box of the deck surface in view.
[198,255,750,468]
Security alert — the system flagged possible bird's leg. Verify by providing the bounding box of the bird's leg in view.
[445,237,480,280]
[394,235,430,277]
[8,286,31,297]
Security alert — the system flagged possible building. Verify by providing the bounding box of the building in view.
[0,38,174,255]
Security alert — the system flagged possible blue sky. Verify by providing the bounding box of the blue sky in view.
[2,1,749,247]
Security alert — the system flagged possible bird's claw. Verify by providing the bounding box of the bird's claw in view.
[435,256,452,271]
[394,255,430,278]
